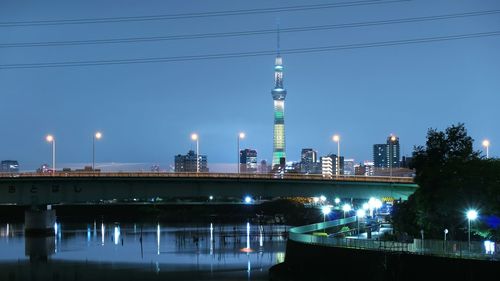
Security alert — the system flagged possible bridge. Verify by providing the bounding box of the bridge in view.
[0,172,417,205]
[0,172,417,234]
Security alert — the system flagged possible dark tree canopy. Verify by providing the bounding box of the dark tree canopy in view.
[393,124,500,240]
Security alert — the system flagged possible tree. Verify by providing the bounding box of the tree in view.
[393,123,500,240]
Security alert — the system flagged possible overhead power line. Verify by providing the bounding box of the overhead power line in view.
[1,9,499,48]
[1,30,498,70]
[0,0,410,27]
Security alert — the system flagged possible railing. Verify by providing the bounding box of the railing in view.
[289,217,499,261]
[0,172,415,183]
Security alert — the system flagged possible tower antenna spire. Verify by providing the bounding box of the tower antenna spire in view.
[277,20,280,56]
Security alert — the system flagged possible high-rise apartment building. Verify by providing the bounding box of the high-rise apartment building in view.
[300,148,320,174]
[174,150,208,172]
[240,149,258,173]
[373,135,400,168]
[321,154,344,178]
[0,160,19,173]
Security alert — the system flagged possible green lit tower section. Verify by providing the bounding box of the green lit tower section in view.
[271,54,287,166]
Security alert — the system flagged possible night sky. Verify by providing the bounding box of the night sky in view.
[1,0,499,171]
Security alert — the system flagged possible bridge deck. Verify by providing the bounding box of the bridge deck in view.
[0,172,414,184]
[0,172,417,205]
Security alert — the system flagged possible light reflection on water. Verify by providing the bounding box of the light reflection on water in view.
[0,222,287,280]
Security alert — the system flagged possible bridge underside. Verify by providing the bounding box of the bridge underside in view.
[0,177,418,206]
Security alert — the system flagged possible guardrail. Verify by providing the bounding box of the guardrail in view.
[289,217,499,261]
[0,172,415,183]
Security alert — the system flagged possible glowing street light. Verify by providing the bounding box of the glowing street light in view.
[482,139,490,159]
[444,229,449,251]
[46,135,56,173]
[466,209,478,252]
[237,132,245,174]
[191,133,199,173]
[342,204,351,218]
[356,209,366,236]
[368,197,382,217]
[389,134,397,178]
[244,196,252,204]
[334,197,341,205]
[93,131,102,171]
[332,134,340,176]
[321,206,332,232]
[319,195,326,203]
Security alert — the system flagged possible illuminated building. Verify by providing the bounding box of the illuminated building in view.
[240,149,258,173]
[373,135,400,168]
[174,150,208,172]
[0,160,19,173]
[271,33,287,167]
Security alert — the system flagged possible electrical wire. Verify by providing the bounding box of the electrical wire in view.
[0,0,410,27]
[1,30,498,70]
[1,9,498,48]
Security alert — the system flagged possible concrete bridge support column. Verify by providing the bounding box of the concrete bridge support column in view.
[25,205,56,236]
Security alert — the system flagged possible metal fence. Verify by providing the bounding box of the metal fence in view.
[0,171,415,183]
[289,217,500,261]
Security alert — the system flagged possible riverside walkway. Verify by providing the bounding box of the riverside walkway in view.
[289,216,499,261]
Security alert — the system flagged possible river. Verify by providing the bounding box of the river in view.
[0,222,287,280]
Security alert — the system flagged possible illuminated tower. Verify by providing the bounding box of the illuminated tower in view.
[271,32,287,166]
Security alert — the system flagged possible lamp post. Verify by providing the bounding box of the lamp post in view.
[444,228,449,252]
[482,139,490,159]
[466,210,478,252]
[321,205,332,233]
[46,135,56,173]
[332,135,340,177]
[334,197,340,205]
[237,132,245,174]
[93,132,102,171]
[389,135,397,179]
[191,133,199,173]
[342,204,351,219]
[356,209,366,237]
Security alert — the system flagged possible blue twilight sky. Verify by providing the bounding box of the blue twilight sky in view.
[0,0,499,171]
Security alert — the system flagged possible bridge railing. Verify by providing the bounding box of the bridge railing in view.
[289,217,500,260]
[0,171,415,183]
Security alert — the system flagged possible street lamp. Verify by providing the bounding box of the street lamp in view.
[332,135,340,176]
[237,132,245,174]
[356,209,366,237]
[342,204,351,218]
[482,139,490,159]
[191,133,199,173]
[334,197,340,205]
[322,205,332,229]
[46,135,56,173]
[444,229,449,252]
[389,135,397,178]
[368,197,382,217]
[319,195,326,203]
[466,209,478,252]
[93,132,102,171]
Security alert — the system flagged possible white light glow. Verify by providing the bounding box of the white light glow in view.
[322,205,332,215]
[356,209,366,218]
[466,210,478,220]
[342,204,352,213]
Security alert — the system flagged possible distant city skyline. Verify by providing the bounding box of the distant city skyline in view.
[0,0,498,169]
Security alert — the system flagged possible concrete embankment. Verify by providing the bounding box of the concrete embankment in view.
[270,239,500,281]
